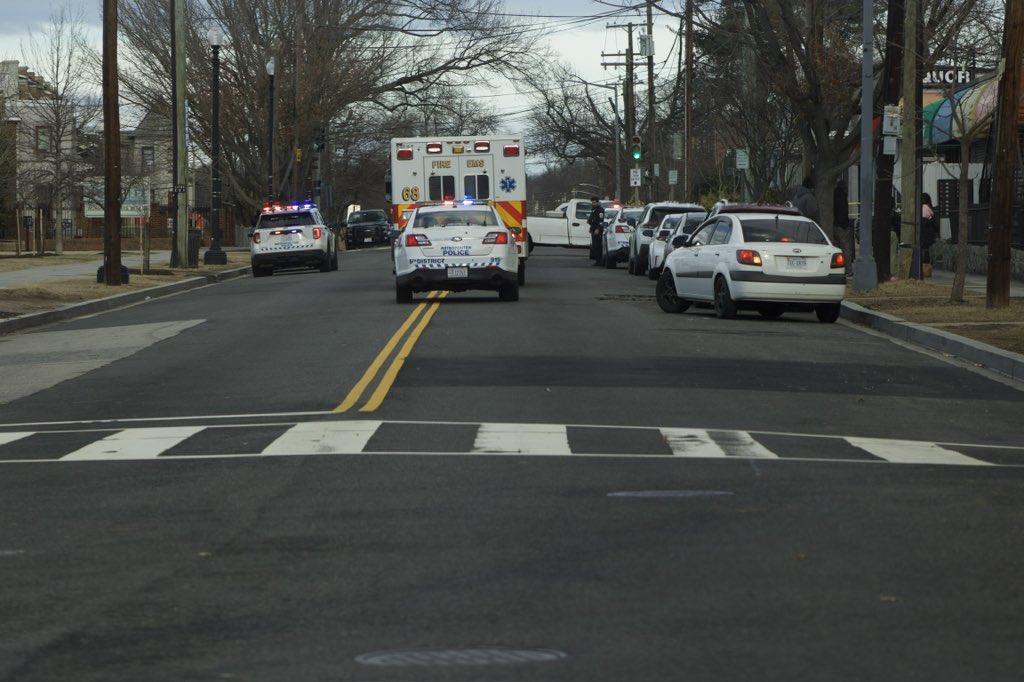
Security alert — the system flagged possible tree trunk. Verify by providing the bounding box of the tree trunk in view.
[952,142,970,302]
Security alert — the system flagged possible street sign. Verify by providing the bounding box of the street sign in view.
[653,163,660,178]
[668,169,678,186]
[672,133,683,160]
[735,148,749,170]
[629,168,642,187]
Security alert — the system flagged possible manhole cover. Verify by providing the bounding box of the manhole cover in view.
[355,647,568,667]
[608,490,734,499]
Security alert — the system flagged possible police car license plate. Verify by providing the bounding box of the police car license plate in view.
[447,267,468,278]
[363,237,372,243]
[788,256,807,269]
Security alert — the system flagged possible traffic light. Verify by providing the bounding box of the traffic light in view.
[630,135,642,161]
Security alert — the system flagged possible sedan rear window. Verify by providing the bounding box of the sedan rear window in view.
[257,212,315,228]
[413,210,501,228]
[741,218,828,244]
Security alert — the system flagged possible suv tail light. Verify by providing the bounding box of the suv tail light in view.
[831,252,846,269]
[483,231,509,244]
[252,232,261,244]
[405,233,431,247]
[312,227,323,240]
[737,249,762,266]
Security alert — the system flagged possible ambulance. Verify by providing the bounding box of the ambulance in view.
[387,136,529,284]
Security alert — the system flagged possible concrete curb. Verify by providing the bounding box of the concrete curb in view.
[841,300,1024,382]
[0,266,251,336]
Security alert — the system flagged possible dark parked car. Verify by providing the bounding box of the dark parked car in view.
[345,209,389,247]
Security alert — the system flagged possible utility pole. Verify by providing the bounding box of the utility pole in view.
[172,0,189,267]
[685,0,693,202]
[646,0,656,200]
[852,0,878,291]
[872,0,905,281]
[986,0,1023,308]
[898,0,918,280]
[101,0,122,285]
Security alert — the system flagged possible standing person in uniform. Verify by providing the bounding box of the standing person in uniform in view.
[587,196,606,265]
[792,176,820,223]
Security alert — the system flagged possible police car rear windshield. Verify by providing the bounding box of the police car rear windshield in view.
[413,210,500,228]
[741,218,828,244]
[258,212,315,228]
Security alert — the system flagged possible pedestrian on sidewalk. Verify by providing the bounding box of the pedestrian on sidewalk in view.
[792,176,820,223]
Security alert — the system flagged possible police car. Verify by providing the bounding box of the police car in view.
[393,201,519,302]
[250,201,338,277]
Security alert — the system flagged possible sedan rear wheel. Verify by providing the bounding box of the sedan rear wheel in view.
[656,270,691,314]
[713,276,737,319]
[816,302,841,323]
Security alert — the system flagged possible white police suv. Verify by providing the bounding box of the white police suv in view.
[250,201,338,277]
[393,202,519,302]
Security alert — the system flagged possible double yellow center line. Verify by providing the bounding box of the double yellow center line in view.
[333,291,449,413]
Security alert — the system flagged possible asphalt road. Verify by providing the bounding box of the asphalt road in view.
[1,245,1022,681]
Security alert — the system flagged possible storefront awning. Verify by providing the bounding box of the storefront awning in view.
[923,76,1000,146]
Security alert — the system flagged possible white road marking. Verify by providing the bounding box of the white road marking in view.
[262,420,382,455]
[846,437,993,466]
[61,426,205,460]
[472,423,571,455]
[711,430,779,458]
[0,320,204,404]
[660,428,728,457]
[0,432,33,447]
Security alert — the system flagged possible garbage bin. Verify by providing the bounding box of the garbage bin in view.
[187,229,202,267]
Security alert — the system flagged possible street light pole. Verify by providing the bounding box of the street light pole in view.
[204,26,227,265]
[852,0,878,291]
[266,58,275,204]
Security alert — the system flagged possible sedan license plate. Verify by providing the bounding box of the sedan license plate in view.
[447,267,468,278]
[788,256,807,269]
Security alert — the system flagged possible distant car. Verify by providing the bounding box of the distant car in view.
[628,202,706,276]
[655,204,845,322]
[345,209,390,247]
[602,206,642,269]
[651,209,708,279]
[393,201,520,302]
[645,214,682,280]
[250,201,338,277]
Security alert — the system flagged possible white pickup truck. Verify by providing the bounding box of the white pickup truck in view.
[528,198,618,248]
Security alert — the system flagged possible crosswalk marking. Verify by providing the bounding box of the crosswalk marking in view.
[262,421,382,456]
[660,429,727,457]
[61,426,205,461]
[473,423,571,455]
[845,437,993,466]
[0,421,1018,467]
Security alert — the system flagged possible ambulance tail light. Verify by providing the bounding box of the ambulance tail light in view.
[426,142,443,154]
[503,144,521,157]
[474,141,490,152]
[396,148,413,160]
[483,231,508,245]
[405,233,431,247]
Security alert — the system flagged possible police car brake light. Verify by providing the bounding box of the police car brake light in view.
[474,141,490,152]
[737,249,762,266]
[252,231,261,244]
[396,148,413,160]
[426,142,443,154]
[405,233,431,247]
[502,144,520,157]
[313,227,322,240]
[483,231,508,245]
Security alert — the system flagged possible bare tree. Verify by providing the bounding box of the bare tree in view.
[115,0,541,223]
[13,2,100,255]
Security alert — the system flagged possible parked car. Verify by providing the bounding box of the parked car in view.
[655,204,845,322]
[652,209,709,278]
[628,202,706,276]
[345,209,390,248]
[645,214,682,280]
[601,206,642,269]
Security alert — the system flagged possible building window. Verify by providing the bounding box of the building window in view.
[35,126,51,154]
[141,146,155,173]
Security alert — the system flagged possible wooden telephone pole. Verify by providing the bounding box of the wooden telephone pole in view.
[986,1,1023,308]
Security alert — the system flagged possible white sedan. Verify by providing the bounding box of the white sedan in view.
[393,202,520,302]
[655,205,846,322]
